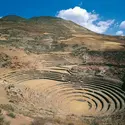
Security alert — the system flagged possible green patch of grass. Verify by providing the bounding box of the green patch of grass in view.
[7,112,16,118]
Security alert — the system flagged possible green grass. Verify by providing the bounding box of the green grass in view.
[7,112,16,118]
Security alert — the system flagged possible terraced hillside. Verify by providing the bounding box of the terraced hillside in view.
[0,15,125,125]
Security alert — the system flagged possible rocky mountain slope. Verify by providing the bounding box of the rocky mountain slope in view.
[0,15,125,53]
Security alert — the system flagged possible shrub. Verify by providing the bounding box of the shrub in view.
[0,104,14,112]
[4,121,10,125]
[0,115,4,124]
[0,109,10,125]
[68,123,74,125]
[90,120,99,125]
[31,118,46,125]
[7,112,16,118]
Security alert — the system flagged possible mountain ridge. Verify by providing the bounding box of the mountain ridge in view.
[1,15,125,37]
[0,15,125,53]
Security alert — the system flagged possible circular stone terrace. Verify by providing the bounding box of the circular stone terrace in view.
[1,69,125,118]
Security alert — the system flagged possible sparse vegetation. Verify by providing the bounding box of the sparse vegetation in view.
[7,112,16,118]
[68,123,74,125]
[31,118,46,125]
[0,109,10,125]
[0,104,14,112]
[31,117,76,125]
[90,120,99,125]
[0,53,12,68]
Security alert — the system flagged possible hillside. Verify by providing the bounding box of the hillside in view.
[0,15,125,125]
[0,15,125,53]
